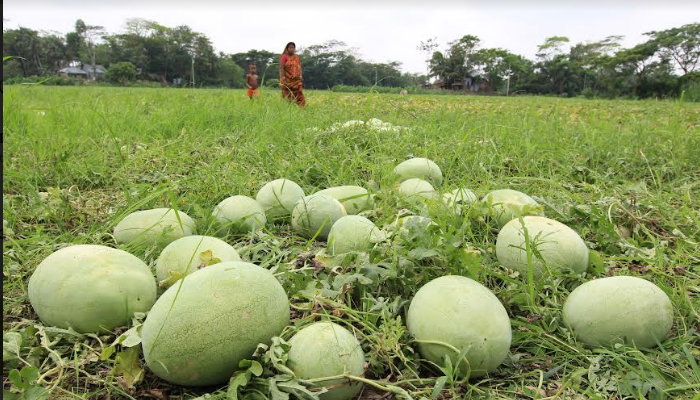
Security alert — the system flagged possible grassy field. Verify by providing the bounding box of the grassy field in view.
[3,85,699,400]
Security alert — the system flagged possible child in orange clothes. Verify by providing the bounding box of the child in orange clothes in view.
[246,64,260,99]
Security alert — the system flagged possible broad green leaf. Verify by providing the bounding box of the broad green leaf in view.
[3,389,20,400]
[332,273,373,291]
[8,369,25,390]
[19,366,40,386]
[249,360,263,377]
[101,323,143,360]
[20,386,51,400]
[3,332,23,362]
[99,345,116,361]
[227,372,250,400]
[268,378,290,400]
[408,247,441,260]
[112,347,144,389]
[7,366,50,398]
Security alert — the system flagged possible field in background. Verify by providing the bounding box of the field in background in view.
[3,86,699,400]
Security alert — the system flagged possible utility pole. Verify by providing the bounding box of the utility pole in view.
[505,63,513,96]
[92,46,97,82]
[191,57,195,88]
[375,69,378,86]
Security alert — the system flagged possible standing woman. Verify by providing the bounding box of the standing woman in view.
[279,42,306,107]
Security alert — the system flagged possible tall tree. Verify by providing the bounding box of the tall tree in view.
[645,23,700,74]
[536,36,570,61]
[472,48,532,93]
[427,35,481,88]
[3,27,42,75]
[612,40,660,96]
[417,37,438,83]
[214,56,245,88]
[39,33,67,72]
[569,35,624,91]
[74,19,105,80]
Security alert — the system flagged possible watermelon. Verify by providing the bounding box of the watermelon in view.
[407,275,512,378]
[287,322,365,400]
[496,216,588,278]
[256,179,305,219]
[28,245,156,333]
[155,235,241,288]
[291,194,347,240]
[114,208,196,247]
[141,262,290,386]
[563,276,673,348]
[393,158,443,186]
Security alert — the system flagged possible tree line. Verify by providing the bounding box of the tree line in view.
[421,23,699,99]
[2,18,424,89]
[3,18,698,99]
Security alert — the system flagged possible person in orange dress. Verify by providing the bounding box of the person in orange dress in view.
[245,64,260,99]
[279,42,306,107]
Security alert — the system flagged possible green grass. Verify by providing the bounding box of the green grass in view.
[3,85,700,400]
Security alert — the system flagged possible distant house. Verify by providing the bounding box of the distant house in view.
[58,67,88,79]
[450,77,491,93]
[81,64,107,80]
[424,77,489,92]
[464,77,478,92]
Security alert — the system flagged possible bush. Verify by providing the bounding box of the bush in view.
[680,82,700,102]
[213,59,245,88]
[3,59,23,80]
[679,72,700,102]
[106,62,137,84]
[581,87,596,99]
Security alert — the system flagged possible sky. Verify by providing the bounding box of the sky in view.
[3,0,699,74]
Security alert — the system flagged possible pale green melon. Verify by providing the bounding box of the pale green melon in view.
[287,322,365,400]
[563,276,673,348]
[387,215,438,239]
[256,179,306,219]
[443,188,477,214]
[315,186,373,215]
[141,262,290,386]
[114,208,196,247]
[393,158,443,186]
[327,215,386,255]
[398,178,438,201]
[396,215,435,228]
[212,195,266,232]
[291,194,347,240]
[481,189,544,228]
[155,235,241,288]
[407,275,512,378]
[28,245,156,333]
[496,216,588,278]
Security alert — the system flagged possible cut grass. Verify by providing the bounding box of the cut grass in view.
[3,85,700,400]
